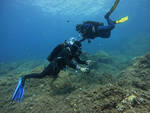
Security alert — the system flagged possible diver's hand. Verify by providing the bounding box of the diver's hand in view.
[76,65,90,73]
[80,67,90,73]
[86,60,92,65]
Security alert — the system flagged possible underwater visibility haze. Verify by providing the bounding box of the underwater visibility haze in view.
[0,0,150,113]
[1,0,150,61]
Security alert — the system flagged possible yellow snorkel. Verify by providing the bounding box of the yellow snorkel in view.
[115,16,128,24]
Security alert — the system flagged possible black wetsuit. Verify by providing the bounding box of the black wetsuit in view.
[76,17,115,42]
[75,0,120,43]
[22,41,87,82]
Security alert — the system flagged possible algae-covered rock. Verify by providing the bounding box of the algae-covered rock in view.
[0,62,21,76]
[0,52,150,113]
[118,52,150,89]
[65,84,127,113]
[51,71,77,94]
[95,50,109,58]
[116,94,139,112]
[94,50,112,64]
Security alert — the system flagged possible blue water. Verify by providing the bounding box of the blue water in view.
[0,0,150,62]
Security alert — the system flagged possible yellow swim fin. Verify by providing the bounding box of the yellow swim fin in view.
[115,16,128,24]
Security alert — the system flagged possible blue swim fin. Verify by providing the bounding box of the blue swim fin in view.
[12,78,25,102]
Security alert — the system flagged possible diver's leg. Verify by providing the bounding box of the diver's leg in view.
[106,17,115,26]
[12,63,60,102]
[22,63,54,82]
[22,60,62,84]
[104,0,120,18]
[12,71,47,102]
[21,72,46,85]
[104,0,120,26]
[98,18,115,31]
[22,73,45,80]
[12,68,48,102]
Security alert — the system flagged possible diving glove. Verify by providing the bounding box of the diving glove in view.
[76,65,90,73]
[80,67,89,73]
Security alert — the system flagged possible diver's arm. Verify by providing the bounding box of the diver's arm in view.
[66,60,77,69]
[66,58,85,69]
[98,17,115,30]
[75,56,87,65]
[67,61,89,73]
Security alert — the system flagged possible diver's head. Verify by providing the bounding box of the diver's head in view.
[76,24,82,32]
[68,37,76,45]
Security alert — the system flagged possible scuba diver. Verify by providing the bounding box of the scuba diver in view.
[76,0,128,43]
[12,38,90,102]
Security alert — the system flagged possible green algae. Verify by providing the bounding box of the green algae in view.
[0,51,150,113]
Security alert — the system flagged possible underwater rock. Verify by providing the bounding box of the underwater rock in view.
[98,72,115,85]
[118,52,150,89]
[116,94,138,112]
[86,51,115,71]
[0,62,21,76]
[0,52,150,113]
[81,51,130,73]
[115,89,150,113]
[51,71,77,94]
[65,84,127,113]
[132,81,150,91]
[94,51,113,64]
